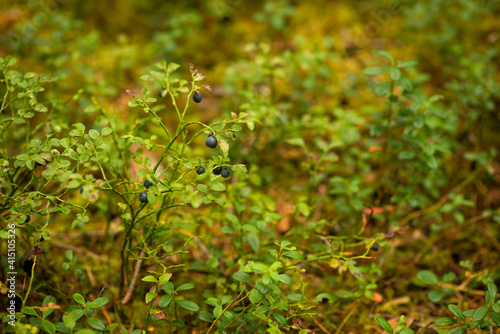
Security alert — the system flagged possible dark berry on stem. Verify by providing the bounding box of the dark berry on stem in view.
[159,90,165,97]
[197,166,205,175]
[143,180,154,189]
[213,166,222,175]
[193,92,203,103]
[371,243,380,251]
[23,259,34,276]
[221,168,231,178]
[25,215,31,223]
[205,134,217,148]
[139,191,148,203]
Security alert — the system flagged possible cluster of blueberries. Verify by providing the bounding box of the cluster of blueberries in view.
[138,91,231,204]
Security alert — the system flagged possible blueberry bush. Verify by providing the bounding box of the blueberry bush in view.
[1,1,500,333]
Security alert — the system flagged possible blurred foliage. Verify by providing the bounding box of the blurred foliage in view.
[1,0,500,333]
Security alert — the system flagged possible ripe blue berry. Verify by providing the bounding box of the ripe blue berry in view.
[197,166,205,175]
[23,258,34,276]
[212,166,222,175]
[159,90,165,97]
[193,92,203,103]
[205,134,217,148]
[143,180,154,189]
[371,243,380,251]
[139,191,148,203]
[221,168,231,178]
[25,215,31,223]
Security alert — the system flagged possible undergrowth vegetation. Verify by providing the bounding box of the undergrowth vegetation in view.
[1,1,500,333]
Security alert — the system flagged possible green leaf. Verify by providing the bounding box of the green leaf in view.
[159,294,173,307]
[442,272,456,283]
[395,315,407,333]
[278,274,293,285]
[428,289,443,303]
[374,82,391,97]
[176,300,199,312]
[287,293,305,301]
[272,312,287,326]
[199,311,215,322]
[425,155,438,169]
[213,304,222,318]
[211,182,226,191]
[448,304,465,321]
[363,67,386,76]
[158,273,172,286]
[448,327,466,334]
[105,324,119,331]
[232,272,254,283]
[282,250,304,260]
[167,62,180,73]
[376,50,394,63]
[389,67,401,81]
[462,309,474,317]
[399,77,414,92]
[6,56,17,67]
[63,312,76,329]
[145,291,157,304]
[398,150,416,160]
[246,233,260,253]
[219,139,229,156]
[399,329,414,334]
[397,60,419,68]
[434,317,457,326]
[73,123,85,131]
[486,291,494,305]
[375,316,394,334]
[286,137,306,147]
[88,297,109,308]
[417,270,439,285]
[73,293,86,305]
[89,129,100,140]
[101,127,113,136]
[473,305,490,321]
[197,184,208,193]
[221,295,232,305]
[75,330,98,334]
[488,282,498,302]
[489,312,500,326]
[142,275,157,283]
[176,283,194,291]
[249,289,263,303]
[42,319,56,334]
[87,318,106,331]
[22,307,39,317]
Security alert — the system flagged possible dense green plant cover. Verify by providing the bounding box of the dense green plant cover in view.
[1,1,500,333]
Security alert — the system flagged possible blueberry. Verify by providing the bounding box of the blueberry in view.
[371,243,380,251]
[143,180,154,189]
[212,166,222,175]
[139,191,148,203]
[205,134,217,148]
[193,92,203,103]
[80,185,84,194]
[25,215,31,223]
[23,258,34,276]
[221,168,231,178]
[159,90,165,97]
[197,166,205,175]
